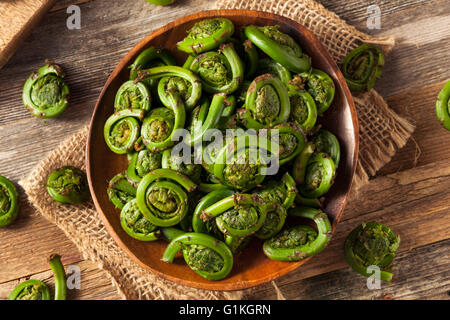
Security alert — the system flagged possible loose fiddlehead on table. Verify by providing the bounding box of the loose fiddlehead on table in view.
[177,18,235,54]
[341,43,384,92]
[114,80,151,112]
[162,232,234,280]
[48,254,67,300]
[186,43,244,94]
[8,280,51,300]
[104,109,145,154]
[9,254,67,300]
[107,172,137,210]
[263,206,332,261]
[435,80,450,131]
[120,199,160,241]
[126,149,162,185]
[0,176,19,227]
[136,168,196,227]
[145,0,176,6]
[299,69,335,115]
[244,25,311,73]
[22,60,69,118]
[238,73,291,129]
[345,222,400,282]
[46,166,89,204]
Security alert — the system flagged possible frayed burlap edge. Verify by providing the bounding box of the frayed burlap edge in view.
[20,126,243,300]
[215,0,414,195]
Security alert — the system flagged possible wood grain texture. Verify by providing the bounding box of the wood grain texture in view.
[0,0,57,68]
[0,0,449,299]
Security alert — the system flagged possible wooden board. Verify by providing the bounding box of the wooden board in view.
[0,0,57,68]
[0,0,449,299]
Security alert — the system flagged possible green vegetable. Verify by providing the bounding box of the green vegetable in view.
[245,25,311,73]
[300,152,336,199]
[107,172,137,209]
[136,168,196,227]
[126,149,162,184]
[263,206,332,261]
[162,232,233,280]
[256,58,292,86]
[342,43,384,92]
[435,80,450,131]
[312,129,341,167]
[145,0,176,6]
[256,172,297,210]
[299,69,335,115]
[120,199,160,241]
[177,18,234,54]
[46,166,89,204]
[48,254,67,300]
[114,80,151,112]
[186,43,244,94]
[345,222,400,282]
[288,75,317,133]
[8,280,50,300]
[22,60,69,118]
[0,176,19,227]
[269,122,305,165]
[239,73,291,129]
[161,148,202,183]
[104,109,145,154]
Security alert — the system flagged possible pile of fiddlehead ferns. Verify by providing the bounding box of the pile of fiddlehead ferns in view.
[104,18,343,281]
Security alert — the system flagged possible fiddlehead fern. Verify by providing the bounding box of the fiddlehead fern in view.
[9,254,67,300]
[436,80,450,131]
[288,75,318,133]
[177,18,234,54]
[256,58,292,86]
[192,188,234,238]
[292,141,315,185]
[186,43,244,94]
[136,168,196,227]
[238,73,290,129]
[162,232,234,280]
[22,60,69,118]
[299,69,335,115]
[229,38,259,79]
[255,172,297,210]
[48,254,67,300]
[201,193,267,239]
[299,152,336,199]
[140,92,185,152]
[244,25,311,73]
[129,46,176,85]
[161,148,202,183]
[126,149,162,185]
[255,202,287,239]
[187,93,227,146]
[104,109,145,154]
[0,176,19,227]
[268,122,305,165]
[138,65,201,110]
[212,134,279,190]
[121,199,160,241]
[46,166,89,204]
[145,0,176,5]
[114,80,151,112]
[8,280,50,300]
[341,44,384,92]
[345,222,400,282]
[263,206,332,261]
[312,129,341,168]
[107,172,137,210]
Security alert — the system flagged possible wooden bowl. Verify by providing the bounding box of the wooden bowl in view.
[86,10,359,291]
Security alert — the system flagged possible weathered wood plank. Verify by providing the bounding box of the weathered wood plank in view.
[248,238,450,300]
[0,260,121,300]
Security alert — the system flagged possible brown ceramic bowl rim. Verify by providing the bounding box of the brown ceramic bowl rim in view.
[86,9,359,291]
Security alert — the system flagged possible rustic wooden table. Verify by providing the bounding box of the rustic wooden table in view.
[0,0,449,300]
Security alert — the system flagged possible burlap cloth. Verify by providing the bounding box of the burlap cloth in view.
[20,0,414,300]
